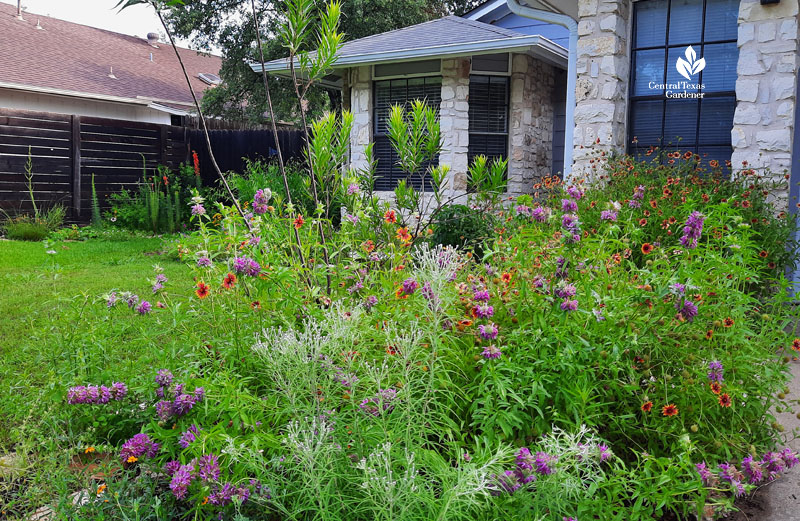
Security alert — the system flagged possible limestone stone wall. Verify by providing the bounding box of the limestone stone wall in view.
[731,0,799,210]
[439,58,470,196]
[348,66,372,172]
[573,0,632,179]
[508,53,555,196]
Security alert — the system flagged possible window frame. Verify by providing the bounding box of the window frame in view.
[468,73,511,175]
[627,0,738,166]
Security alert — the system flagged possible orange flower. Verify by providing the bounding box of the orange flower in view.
[395,288,408,300]
[293,214,305,229]
[641,243,654,255]
[85,446,96,454]
[718,393,732,408]
[455,319,473,331]
[661,404,678,417]
[126,456,138,463]
[723,317,735,328]
[195,281,210,299]
[222,272,237,289]
[791,338,800,351]
[384,209,397,224]
[385,345,399,356]
[641,401,653,412]
[250,300,261,310]
[97,484,107,495]
[710,382,722,395]
[759,250,768,258]
[705,330,713,340]
[396,227,411,243]
[709,160,719,168]
[362,240,375,253]
[501,272,512,283]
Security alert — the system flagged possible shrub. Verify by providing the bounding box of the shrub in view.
[229,158,313,214]
[431,204,496,256]
[3,216,51,241]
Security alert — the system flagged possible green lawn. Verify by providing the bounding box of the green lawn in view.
[0,235,203,513]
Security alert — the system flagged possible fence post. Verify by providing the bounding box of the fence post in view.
[71,115,81,219]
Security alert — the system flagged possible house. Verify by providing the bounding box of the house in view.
[0,2,221,125]
[253,0,799,211]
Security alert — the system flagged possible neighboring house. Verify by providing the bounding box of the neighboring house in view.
[254,0,799,211]
[0,3,221,125]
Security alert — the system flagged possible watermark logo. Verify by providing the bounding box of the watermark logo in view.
[647,46,706,98]
[675,46,706,81]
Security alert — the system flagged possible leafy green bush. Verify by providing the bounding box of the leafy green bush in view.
[3,217,51,241]
[229,158,313,214]
[431,204,496,256]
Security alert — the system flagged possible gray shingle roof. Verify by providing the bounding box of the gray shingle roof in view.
[253,15,567,75]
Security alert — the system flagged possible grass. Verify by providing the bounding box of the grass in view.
[0,234,205,515]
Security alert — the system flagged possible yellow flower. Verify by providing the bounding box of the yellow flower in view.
[126,456,138,463]
[84,446,96,454]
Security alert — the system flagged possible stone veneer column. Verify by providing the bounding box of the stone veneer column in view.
[439,58,470,196]
[731,0,799,211]
[508,53,555,196]
[573,0,631,178]
[348,66,372,171]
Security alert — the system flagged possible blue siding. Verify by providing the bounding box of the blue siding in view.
[491,11,570,48]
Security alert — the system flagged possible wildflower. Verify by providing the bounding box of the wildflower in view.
[384,209,397,224]
[641,243,654,254]
[155,369,173,388]
[718,393,732,408]
[478,323,499,340]
[718,462,746,497]
[233,257,261,277]
[560,299,578,312]
[359,388,397,416]
[710,382,722,394]
[481,345,502,359]
[501,272,512,283]
[222,272,237,289]
[533,451,557,475]
[151,282,163,293]
[474,303,494,318]
[600,210,618,221]
[561,213,580,232]
[164,460,181,477]
[120,433,160,464]
[488,470,521,495]
[191,204,206,216]
[554,282,577,298]
[792,338,800,351]
[742,455,764,484]
[593,309,606,322]
[531,206,547,222]
[707,361,724,382]
[127,456,138,463]
[396,227,412,243]
[197,257,212,268]
[662,404,678,417]
[346,183,360,195]
[395,288,408,300]
[676,299,698,322]
[195,282,210,299]
[364,295,378,310]
[106,292,118,308]
[125,293,139,309]
[723,317,735,327]
[561,199,578,212]
[672,283,686,294]
[401,278,418,295]
[679,211,705,249]
[178,425,200,449]
[598,444,611,462]
[170,462,195,499]
[473,289,491,302]
[197,453,221,482]
[136,301,152,314]
[567,186,584,200]
[85,446,95,454]
[696,462,713,485]
[293,214,305,229]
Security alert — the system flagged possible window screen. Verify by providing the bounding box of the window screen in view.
[468,75,509,168]
[373,76,441,191]
[628,0,738,170]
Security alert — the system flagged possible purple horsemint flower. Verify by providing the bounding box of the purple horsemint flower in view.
[120,433,160,463]
[156,400,173,421]
[515,205,533,218]
[742,455,764,484]
[560,299,578,312]
[348,280,364,294]
[555,256,568,279]
[155,274,168,284]
[421,282,440,312]
[628,199,642,209]
[781,448,799,468]
[169,462,195,499]
[481,345,502,359]
[67,383,127,404]
[707,361,724,383]
[208,482,236,506]
[761,451,785,480]
[516,447,535,471]
[233,257,261,277]
[561,213,580,231]
[633,185,645,200]
[475,303,494,319]
[593,309,606,322]
[672,282,686,294]
[197,453,221,483]
[696,462,713,485]
[478,323,499,340]
[248,235,261,246]
[534,452,557,475]
[136,301,152,315]
[679,211,705,249]
[676,299,698,322]
[561,198,578,212]
[401,278,418,295]
[196,257,212,268]
[178,425,200,449]
[155,369,173,388]
[126,294,139,309]
[554,282,577,298]
[473,289,490,302]
[718,462,746,497]
[600,210,618,222]
[253,188,271,207]
[106,292,118,308]
[531,206,547,222]
[151,282,163,293]
[566,186,584,200]
[110,382,127,400]
[190,204,206,216]
[163,460,181,477]
[364,295,378,310]
[598,444,611,462]
[346,183,360,195]
[489,470,521,496]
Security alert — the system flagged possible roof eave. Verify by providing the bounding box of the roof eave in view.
[250,35,567,76]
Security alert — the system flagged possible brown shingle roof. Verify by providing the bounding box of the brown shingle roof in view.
[0,3,221,108]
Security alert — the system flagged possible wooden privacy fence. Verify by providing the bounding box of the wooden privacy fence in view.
[0,108,188,221]
[189,128,305,185]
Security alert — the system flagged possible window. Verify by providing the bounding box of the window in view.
[373,76,441,191]
[468,75,509,167]
[628,0,738,168]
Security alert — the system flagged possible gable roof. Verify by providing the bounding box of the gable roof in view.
[0,3,221,112]
[252,15,567,78]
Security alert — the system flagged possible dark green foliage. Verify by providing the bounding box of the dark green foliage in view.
[431,204,495,256]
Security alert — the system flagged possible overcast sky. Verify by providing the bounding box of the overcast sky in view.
[1,0,194,47]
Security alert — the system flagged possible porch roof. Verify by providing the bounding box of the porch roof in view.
[250,15,567,84]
